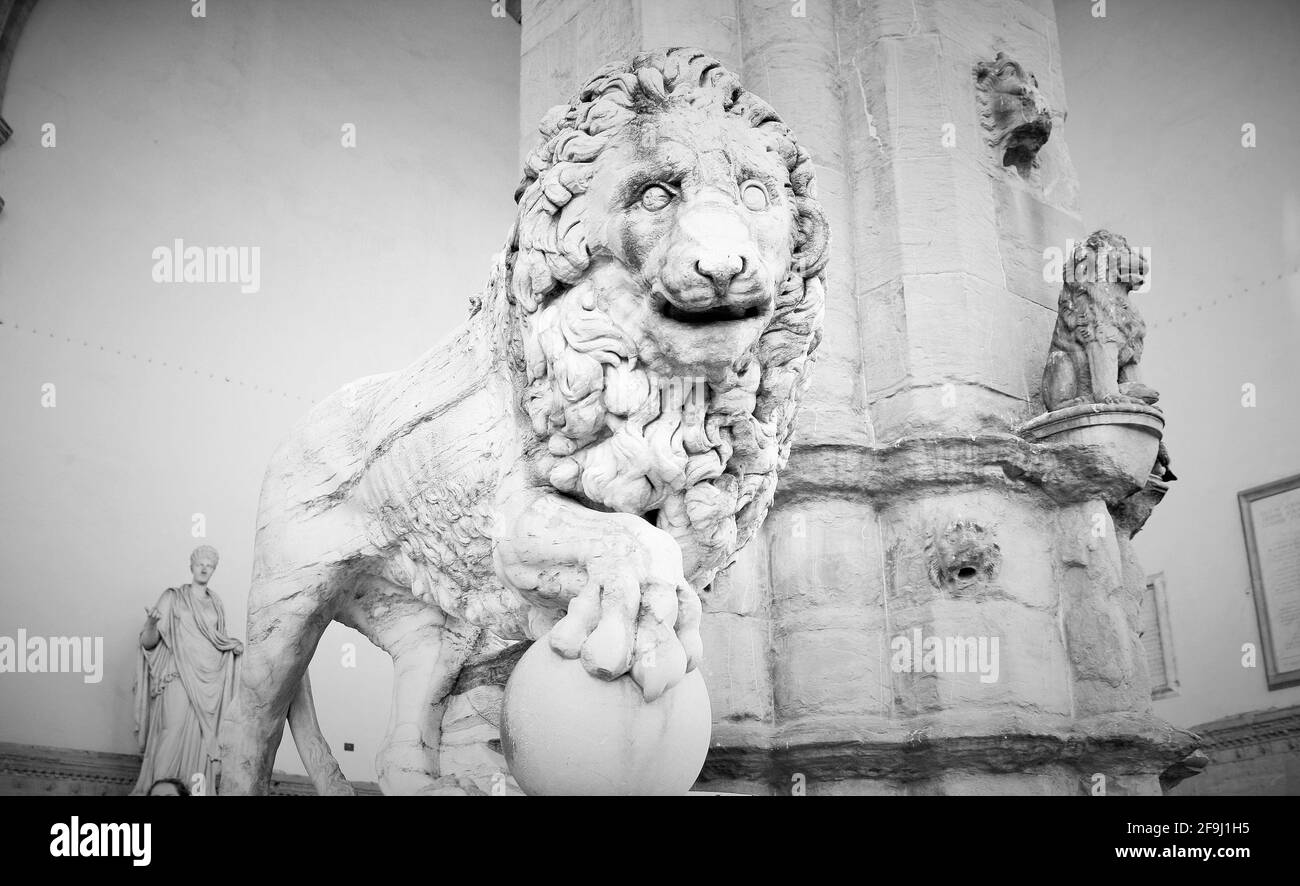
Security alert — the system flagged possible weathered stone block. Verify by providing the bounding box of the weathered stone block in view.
[896,272,1034,402]
[993,178,1082,308]
[858,278,910,401]
[699,612,773,726]
[767,499,882,616]
[880,35,951,160]
[893,155,1005,285]
[869,380,1028,439]
[887,599,1071,717]
[772,623,887,720]
[913,766,1080,795]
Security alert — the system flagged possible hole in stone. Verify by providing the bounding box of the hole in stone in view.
[957,566,978,581]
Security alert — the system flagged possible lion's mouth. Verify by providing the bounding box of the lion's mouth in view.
[656,299,766,325]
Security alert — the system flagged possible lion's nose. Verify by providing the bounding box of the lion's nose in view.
[694,254,746,294]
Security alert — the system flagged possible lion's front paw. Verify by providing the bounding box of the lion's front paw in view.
[1101,392,1150,406]
[548,524,702,701]
[1119,382,1159,404]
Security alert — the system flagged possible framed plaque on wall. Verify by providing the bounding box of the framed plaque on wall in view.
[1239,474,1300,690]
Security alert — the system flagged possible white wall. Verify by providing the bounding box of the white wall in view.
[1058,0,1300,727]
[0,0,520,782]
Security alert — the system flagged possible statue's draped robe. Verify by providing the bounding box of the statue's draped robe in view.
[131,585,240,795]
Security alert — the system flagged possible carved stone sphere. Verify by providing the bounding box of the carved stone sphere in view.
[501,637,712,796]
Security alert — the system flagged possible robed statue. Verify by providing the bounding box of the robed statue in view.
[131,545,243,795]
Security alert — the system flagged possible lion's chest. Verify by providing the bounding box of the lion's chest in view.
[1059,289,1142,349]
[365,468,529,637]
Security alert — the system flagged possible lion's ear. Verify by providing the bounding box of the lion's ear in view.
[792,195,829,277]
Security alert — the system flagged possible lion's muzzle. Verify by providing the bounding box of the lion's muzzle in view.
[654,198,773,323]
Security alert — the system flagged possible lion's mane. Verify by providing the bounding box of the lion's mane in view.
[477,48,828,587]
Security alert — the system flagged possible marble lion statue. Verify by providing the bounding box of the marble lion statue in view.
[218,47,828,795]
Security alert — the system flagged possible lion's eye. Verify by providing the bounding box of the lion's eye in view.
[740,181,769,211]
[640,184,675,212]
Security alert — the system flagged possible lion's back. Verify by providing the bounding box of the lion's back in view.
[260,373,395,513]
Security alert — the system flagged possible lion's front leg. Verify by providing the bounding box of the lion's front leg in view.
[1118,358,1159,404]
[493,488,703,701]
[1085,337,1125,403]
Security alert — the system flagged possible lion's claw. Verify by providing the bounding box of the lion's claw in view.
[675,582,704,672]
[581,612,636,678]
[546,529,701,700]
[549,578,601,659]
[632,626,687,701]
[630,582,688,699]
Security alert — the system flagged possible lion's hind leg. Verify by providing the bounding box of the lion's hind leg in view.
[286,669,355,795]
[1041,347,1084,411]
[219,564,341,795]
[339,579,481,795]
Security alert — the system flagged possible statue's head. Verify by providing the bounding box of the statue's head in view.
[487,48,828,583]
[190,545,219,584]
[147,777,190,796]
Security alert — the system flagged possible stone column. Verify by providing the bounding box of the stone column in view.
[518,0,1197,795]
[518,0,741,169]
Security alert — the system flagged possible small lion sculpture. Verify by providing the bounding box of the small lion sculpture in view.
[1042,230,1158,412]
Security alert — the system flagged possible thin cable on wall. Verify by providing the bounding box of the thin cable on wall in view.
[6,266,1295,395]
[0,318,316,402]
[1146,267,1298,331]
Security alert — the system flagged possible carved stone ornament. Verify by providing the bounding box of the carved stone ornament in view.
[974,51,1054,172]
[926,519,1001,593]
[218,47,829,796]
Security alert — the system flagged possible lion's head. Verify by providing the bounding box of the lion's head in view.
[974,52,1054,172]
[1066,230,1148,291]
[479,48,828,587]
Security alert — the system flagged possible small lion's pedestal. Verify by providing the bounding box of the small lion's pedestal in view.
[1018,403,1164,489]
